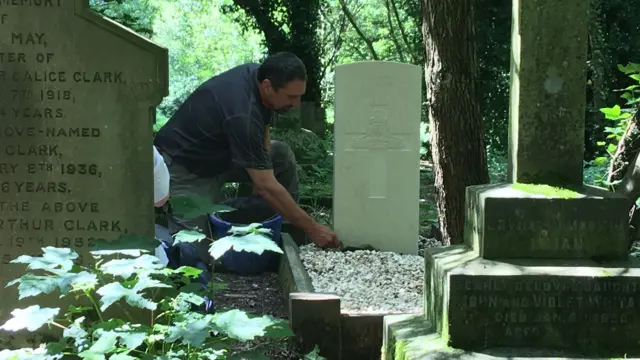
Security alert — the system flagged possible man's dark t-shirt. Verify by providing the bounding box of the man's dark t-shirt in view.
[154,63,274,178]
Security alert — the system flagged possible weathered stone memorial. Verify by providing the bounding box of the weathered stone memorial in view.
[0,0,168,346]
[383,1,640,358]
[333,61,422,255]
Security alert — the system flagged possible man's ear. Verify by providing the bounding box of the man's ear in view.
[260,79,272,92]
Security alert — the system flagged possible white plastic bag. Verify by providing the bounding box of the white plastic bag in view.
[153,146,170,207]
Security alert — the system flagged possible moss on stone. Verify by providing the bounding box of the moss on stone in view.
[512,183,580,199]
[393,339,406,360]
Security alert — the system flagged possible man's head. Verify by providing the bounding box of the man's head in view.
[257,52,307,113]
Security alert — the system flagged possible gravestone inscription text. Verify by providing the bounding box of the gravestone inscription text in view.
[449,275,640,348]
[0,1,166,295]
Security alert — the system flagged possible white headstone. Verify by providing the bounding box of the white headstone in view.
[333,61,422,254]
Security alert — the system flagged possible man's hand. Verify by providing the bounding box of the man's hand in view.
[307,222,340,248]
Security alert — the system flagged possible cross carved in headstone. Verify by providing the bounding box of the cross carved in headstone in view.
[346,74,412,198]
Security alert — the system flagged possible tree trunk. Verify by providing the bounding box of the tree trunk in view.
[422,0,489,245]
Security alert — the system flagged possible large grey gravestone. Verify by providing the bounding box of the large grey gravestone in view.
[333,61,422,255]
[0,0,168,346]
[383,1,640,358]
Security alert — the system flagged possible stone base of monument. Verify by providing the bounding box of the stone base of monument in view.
[277,234,420,359]
[421,245,640,357]
[465,183,631,260]
[382,314,638,360]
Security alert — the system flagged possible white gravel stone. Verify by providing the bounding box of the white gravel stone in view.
[299,243,429,314]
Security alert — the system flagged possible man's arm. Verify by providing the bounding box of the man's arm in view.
[247,168,316,232]
[224,112,313,231]
[264,126,271,152]
[224,111,338,247]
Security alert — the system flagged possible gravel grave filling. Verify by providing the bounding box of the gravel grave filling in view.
[299,244,426,314]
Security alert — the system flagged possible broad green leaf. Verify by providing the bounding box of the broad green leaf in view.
[631,74,640,82]
[618,63,640,74]
[91,319,126,332]
[0,305,60,332]
[263,319,295,338]
[209,234,283,260]
[228,223,272,236]
[7,274,59,299]
[98,286,147,312]
[212,309,277,341]
[64,317,89,353]
[200,348,227,359]
[607,143,618,153]
[594,156,608,167]
[90,249,148,257]
[165,318,212,347]
[78,330,118,360]
[0,346,61,360]
[174,266,203,279]
[118,331,146,350]
[155,349,187,360]
[11,247,78,272]
[173,292,206,312]
[170,194,235,219]
[173,230,207,244]
[600,105,621,119]
[91,234,159,253]
[179,282,205,295]
[96,275,170,312]
[45,340,68,355]
[7,271,98,299]
[99,255,167,279]
[626,96,640,105]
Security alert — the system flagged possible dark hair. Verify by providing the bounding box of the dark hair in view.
[257,52,307,90]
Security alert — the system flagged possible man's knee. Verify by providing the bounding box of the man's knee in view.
[270,140,296,167]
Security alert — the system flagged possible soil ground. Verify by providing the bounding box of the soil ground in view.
[212,272,302,360]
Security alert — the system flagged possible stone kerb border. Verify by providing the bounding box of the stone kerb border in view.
[278,234,420,359]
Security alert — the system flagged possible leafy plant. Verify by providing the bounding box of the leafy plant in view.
[270,128,334,199]
[0,224,290,359]
[593,63,640,188]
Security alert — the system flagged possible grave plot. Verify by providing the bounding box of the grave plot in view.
[299,244,423,314]
[278,60,426,359]
[278,237,434,359]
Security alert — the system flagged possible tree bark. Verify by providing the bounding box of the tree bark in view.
[422,0,489,245]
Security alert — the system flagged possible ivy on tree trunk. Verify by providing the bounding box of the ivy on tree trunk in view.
[422,0,489,245]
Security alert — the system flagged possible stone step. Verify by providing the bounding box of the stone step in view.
[424,245,640,356]
[464,183,631,260]
[382,314,636,360]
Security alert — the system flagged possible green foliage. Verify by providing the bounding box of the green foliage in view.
[89,0,158,37]
[590,63,640,187]
[222,0,324,104]
[475,0,512,154]
[0,226,290,359]
[304,345,327,360]
[486,150,508,184]
[150,0,266,124]
[271,128,334,199]
[173,224,284,260]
